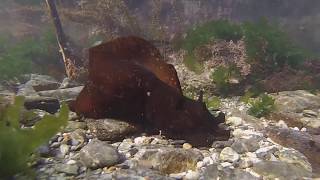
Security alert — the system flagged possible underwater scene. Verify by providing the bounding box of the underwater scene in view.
[0,0,320,179]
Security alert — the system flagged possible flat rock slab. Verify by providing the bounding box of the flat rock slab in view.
[252,161,312,179]
[272,90,320,113]
[24,96,60,114]
[112,168,174,180]
[38,86,84,101]
[266,126,320,176]
[25,74,60,92]
[135,147,203,174]
[86,118,140,141]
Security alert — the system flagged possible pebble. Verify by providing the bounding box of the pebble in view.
[302,109,318,118]
[134,136,152,145]
[183,143,192,149]
[238,157,253,168]
[255,146,278,160]
[59,144,70,156]
[50,142,61,148]
[211,153,219,162]
[169,172,186,179]
[245,152,262,164]
[219,147,240,163]
[118,139,134,152]
[57,137,63,142]
[292,127,300,131]
[220,162,233,168]
[185,170,200,180]
[276,120,288,128]
[231,138,260,154]
[55,164,79,175]
[202,156,214,165]
[38,145,50,157]
[66,160,77,165]
[196,161,204,168]
[151,138,169,145]
[226,116,243,126]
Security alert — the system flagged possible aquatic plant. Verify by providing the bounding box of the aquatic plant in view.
[242,19,310,72]
[181,20,243,54]
[247,93,275,118]
[0,29,60,81]
[179,20,243,73]
[205,96,221,110]
[179,19,312,75]
[210,65,241,95]
[183,53,203,74]
[0,96,69,178]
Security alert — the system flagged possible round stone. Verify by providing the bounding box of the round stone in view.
[219,147,240,163]
[80,139,120,169]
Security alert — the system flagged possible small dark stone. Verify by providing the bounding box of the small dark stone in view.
[24,96,60,114]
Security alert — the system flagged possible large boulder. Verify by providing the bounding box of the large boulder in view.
[38,86,84,101]
[23,74,60,92]
[272,90,320,113]
[252,161,312,179]
[266,126,320,176]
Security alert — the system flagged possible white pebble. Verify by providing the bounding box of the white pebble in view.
[203,157,214,165]
[196,161,204,169]
[185,170,200,180]
[66,160,77,165]
[291,127,299,131]
[220,162,233,168]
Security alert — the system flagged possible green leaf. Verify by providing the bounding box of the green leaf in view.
[248,93,275,118]
[0,98,69,178]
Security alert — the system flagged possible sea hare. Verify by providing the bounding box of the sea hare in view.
[72,36,228,144]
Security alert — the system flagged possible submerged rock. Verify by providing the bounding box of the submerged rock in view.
[220,168,259,180]
[255,146,278,160]
[112,168,174,180]
[252,161,312,179]
[70,129,87,149]
[266,126,320,176]
[135,147,203,174]
[272,90,320,113]
[64,121,87,132]
[80,139,120,169]
[24,74,60,92]
[86,118,140,141]
[226,116,243,127]
[24,96,60,114]
[231,138,260,154]
[59,77,82,89]
[219,147,240,163]
[302,109,318,118]
[38,86,84,101]
[276,149,312,172]
[55,163,79,175]
[200,164,219,180]
[21,109,49,126]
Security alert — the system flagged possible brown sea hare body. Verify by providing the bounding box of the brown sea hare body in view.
[72,36,227,142]
[89,36,182,93]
